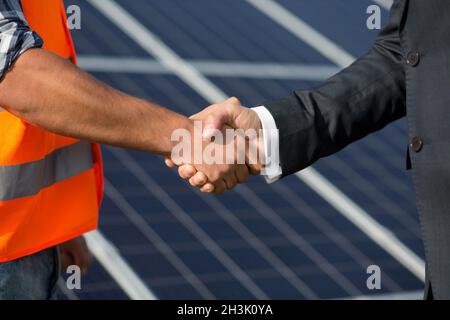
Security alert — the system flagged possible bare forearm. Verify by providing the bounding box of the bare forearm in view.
[0,49,191,155]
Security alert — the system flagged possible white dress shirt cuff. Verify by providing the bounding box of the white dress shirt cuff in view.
[252,106,282,183]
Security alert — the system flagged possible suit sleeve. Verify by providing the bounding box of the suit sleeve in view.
[264,1,406,177]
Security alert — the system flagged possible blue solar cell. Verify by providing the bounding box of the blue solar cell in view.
[255,276,309,299]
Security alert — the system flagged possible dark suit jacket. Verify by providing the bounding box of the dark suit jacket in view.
[264,0,450,299]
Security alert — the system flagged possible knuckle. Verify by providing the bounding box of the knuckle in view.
[229,97,240,105]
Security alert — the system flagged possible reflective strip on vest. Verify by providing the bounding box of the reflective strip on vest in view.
[0,107,4,112]
[0,141,93,201]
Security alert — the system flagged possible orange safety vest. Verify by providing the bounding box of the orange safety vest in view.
[0,0,103,262]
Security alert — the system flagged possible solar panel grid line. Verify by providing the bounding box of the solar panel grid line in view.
[326,156,421,235]
[348,135,412,189]
[173,0,317,64]
[269,182,403,291]
[77,55,340,81]
[338,154,418,202]
[104,178,216,299]
[141,255,404,286]
[235,186,362,296]
[87,0,225,103]
[327,162,414,220]
[168,3,326,96]
[116,226,390,256]
[393,124,408,140]
[298,168,425,281]
[361,134,411,177]
[142,254,404,285]
[214,77,269,106]
[381,122,408,145]
[57,278,80,300]
[198,190,318,298]
[192,61,337,80]
[372,0,394,11]
[349,289,422,300]
[345,141,414,200]
[109,216,416,270]
[83,230,157,300]
[154,0,255,61]
[378,126,408,152]
[107,149,270,299]
[70,281,121,294]
[85,0,426,296]
[138,74,205,115]
[244,0,354,68]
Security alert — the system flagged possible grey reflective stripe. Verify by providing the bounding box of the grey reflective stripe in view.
[0,107,4,112]
[0,141,93,201]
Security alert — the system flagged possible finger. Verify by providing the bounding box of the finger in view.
[226,96,241,106]
[80,256,92,274]
[223,173,238,191]
[82,250,93,273]
[164,157,176,168]
[248,163,262,176]
[67,250,80,273]
[189,108,212,121]
[59,252,73,272]
[200,183,215,193]
[236,164,250,183]
[78,238,93,274]
[178,165,197,179]
[189,171,208,187]
[189,97,241,122]
[214,180,227,195]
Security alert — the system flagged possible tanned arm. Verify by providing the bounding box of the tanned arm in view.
[0,48,192,155]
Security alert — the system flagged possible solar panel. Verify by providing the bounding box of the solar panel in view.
[62,0,424,300]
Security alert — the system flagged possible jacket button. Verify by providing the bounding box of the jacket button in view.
[410,136,423,153]
[406,51,420,67]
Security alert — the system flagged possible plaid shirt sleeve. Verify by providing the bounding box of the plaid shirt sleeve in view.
[0,0,43,80]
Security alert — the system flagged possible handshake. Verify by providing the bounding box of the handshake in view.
[164,97,268,194]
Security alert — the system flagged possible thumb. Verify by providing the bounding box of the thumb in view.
[203,112,228,140]
[164,157,177,168]
[189,97,241,140]
[203,97,241,139]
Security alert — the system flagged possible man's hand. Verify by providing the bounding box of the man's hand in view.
[59,236,92,275]
[165,97,263,193]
